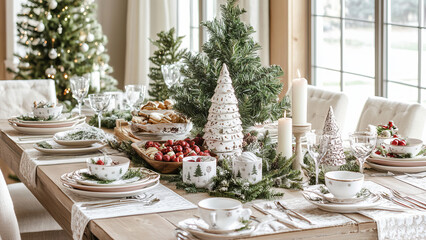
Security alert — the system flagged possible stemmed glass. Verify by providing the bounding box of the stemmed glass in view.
[349,131,377,173]
[125,85,146,111]
[161,62,183,88]
[89,94,112,128]
[70,76,90,116]
[306,132,331,185]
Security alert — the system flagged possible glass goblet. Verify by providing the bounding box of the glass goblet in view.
[70,76,90,116]
[161,62,183,88]
[306,133,331,185]
[125,85,146,111]
[89,94,112,128]
[349,131,377,173]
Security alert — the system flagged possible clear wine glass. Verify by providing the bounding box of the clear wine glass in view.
[161,62,183,88]
[70,76,90,116]
[89,94,112,128]
[125,85,146,111]
[349,131,377,173]
[306,133,331,185]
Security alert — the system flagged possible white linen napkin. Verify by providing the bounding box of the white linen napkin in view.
[69,184,196,240]
[394,172,426,191]
[357,181,426,240]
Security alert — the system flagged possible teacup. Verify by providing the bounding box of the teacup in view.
[325,171,364,199]
[198,198,252,230]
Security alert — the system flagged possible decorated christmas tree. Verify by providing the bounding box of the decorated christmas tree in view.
[321,106,346,166]
[204,63,243,158]
[172,0,289,131]
[148,28,186,101]
[9,0,117,102]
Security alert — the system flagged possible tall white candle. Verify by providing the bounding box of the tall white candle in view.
[292,77,308,125]
[278,111,293,159]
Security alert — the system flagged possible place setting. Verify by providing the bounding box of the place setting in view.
[8,101,86,135]
[33,125,108,155]
[60,155,160,198]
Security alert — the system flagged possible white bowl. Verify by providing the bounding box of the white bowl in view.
[86,156,130,181]
[325,171,364,199]
[33,105,63,120]
[383,138,423,156]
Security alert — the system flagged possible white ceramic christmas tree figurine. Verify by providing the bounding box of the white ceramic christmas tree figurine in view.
[321,106,346,166]
[204,63,243,159]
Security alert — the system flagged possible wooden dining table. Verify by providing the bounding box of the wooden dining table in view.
[1,119,426,240]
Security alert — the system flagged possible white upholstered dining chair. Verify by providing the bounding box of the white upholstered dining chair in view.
[0,79,70,240]
[0,79,57,119]
[306,85,349,133]
[356,96,426,140]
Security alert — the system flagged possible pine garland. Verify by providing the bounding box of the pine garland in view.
[171,0,290,132]
[148,28,186,101]
[88,110,132,129]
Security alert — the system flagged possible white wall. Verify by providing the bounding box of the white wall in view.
[96,0,127,90]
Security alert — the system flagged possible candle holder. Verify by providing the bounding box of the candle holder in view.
[292,123,311,183]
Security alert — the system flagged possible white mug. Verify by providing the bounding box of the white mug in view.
[233,158,262,184]
[198,198,252,230]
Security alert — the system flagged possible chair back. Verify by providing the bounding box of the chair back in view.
[0,170,21,240]
[307,85,349,133]
[0,80,57,119]
[356,96,426,139]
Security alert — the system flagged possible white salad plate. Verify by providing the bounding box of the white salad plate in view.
[63,181,159,198]
[12,114,81,123]
[302,191,382,213]
[10,123,80,135]
[33,141,106,154]
[53,132,100,147]
[178,218,256,240]
[367,161,426,173]
[9,115,85,128]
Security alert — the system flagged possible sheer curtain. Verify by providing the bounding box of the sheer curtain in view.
[124,0,176,87]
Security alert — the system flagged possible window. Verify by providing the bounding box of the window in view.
[311,0,426,107]
[176,0,219,52]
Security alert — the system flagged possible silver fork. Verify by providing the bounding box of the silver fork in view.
[81,194,158,209]
[276,201,313,225]
[379,192,415,209]
[390,189,426,210]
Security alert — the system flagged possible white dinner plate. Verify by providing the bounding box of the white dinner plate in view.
[33,141,106,154]
[63,181,159,198]
[53,133,100,147]
[13,114,81,124]
[367,161,426,173]
[10,122,83,135]
[370,153,426,161]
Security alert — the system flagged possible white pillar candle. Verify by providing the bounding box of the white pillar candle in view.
[278,112,293,159]
[292,77,308,125]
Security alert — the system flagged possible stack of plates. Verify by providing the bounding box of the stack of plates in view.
[367,153,426,173]
[8,114,85,135]
[61,168,160,198]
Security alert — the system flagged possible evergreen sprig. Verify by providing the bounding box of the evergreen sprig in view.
[88,110,132,129]
[148,28,186,101]
[172,0,289,132]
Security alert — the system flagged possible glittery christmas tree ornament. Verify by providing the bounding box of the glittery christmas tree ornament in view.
[321,106,346,166]
[203,63,243,159]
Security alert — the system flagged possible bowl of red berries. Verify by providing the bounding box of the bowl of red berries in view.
[131,137,213,174]
[384,138,423,157]
[86,156,130,181]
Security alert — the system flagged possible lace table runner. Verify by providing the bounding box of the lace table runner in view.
[358,181,426,240]
[67,184,196,240]
[394,172,426,191]
[252,198,356,232]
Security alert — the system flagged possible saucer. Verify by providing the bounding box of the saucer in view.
[304,185,373,204]
[196,221,245,234]
[178,218,256,240]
